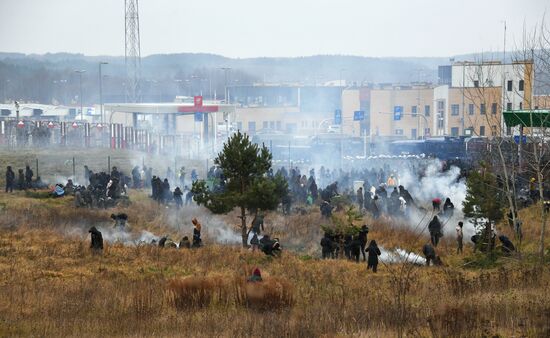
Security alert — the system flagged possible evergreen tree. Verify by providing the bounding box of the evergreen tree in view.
[192,131,288,247]
[463,162,504,252]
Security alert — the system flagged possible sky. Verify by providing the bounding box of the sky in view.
[0,0,547,58]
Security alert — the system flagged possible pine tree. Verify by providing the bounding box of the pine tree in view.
[463,162,504,252]
[192,131,288,247]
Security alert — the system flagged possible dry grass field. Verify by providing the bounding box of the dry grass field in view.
[0,187,549,337]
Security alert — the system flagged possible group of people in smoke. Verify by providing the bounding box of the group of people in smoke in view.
[247,213,282,256]
[4,165,47,192]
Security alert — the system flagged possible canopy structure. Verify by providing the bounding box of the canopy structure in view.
[503,110,550,128]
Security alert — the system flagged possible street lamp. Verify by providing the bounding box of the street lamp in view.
[220,67,231,103]
[74,70,86,121]
[99,62,108,123]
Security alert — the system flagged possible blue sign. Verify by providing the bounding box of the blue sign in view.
[334,109,342,125]
[513,135,527,144]
[194,112,203,122]
[353,111,365,121]
[393,106,403,121]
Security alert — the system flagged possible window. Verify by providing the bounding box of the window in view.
[480,126,485,136]
[480,103,486,115]
[491,103,497,114]
[519,80,524,91]
[491,125,497,136]
[474,80,479,88]
[262,121,268,129]
[507,80,513,91]
[276,121,282,130]
[411,128,417,139]
[411,106,417,117]
[519,102,523,110]
[395,129,404,135]
[468,104,475,115]
[424,128,431,136]
[269,121,275,129]
[237,122,242,131]
[248,121,256,132]
[0,109,10,116]
[451,104,459,116]
[424,105,430,116]
[506,102,512,111]
[451,127,459,136]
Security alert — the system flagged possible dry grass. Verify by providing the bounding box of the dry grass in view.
[1,190,550,336]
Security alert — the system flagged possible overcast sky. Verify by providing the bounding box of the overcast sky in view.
[0,0,547,58]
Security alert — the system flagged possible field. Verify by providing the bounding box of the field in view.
[1,150,550,337]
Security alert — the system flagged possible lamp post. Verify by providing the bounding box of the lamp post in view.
[74,70,86,120]
[220,67,231,103]
[99,62,108,124]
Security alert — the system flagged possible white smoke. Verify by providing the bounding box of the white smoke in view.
[379,247,426,265]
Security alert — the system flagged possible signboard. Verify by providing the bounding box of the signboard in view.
[86,107,95,115]
[194,96,203,107]
[194,112,203,122]
[393,106,403,121]
[334,109,342,125]
[353,110,365,121]
[513,135,527,144]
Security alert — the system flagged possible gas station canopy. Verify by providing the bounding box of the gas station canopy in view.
[103,101,236,115]
[503,110,550,128]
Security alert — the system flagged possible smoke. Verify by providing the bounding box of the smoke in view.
[379,247,426,265]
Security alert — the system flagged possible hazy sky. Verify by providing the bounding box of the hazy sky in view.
[0,0,547,58]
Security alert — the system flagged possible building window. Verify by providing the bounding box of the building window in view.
[480,126,485,136]
[451,127,459,136]
[507,80,513,91]
[519,80,524,91]
[411,106,417,117]
[424,105,430,116]
[468,104,474,115]
[270,121,275,129]
[451,104,459,116]
[480,103,486,115]
[248,121,256,133]
[411,128,417,139]
[262,121,268,129]
[519,102,523,110]
[474,80,479,88]
[506,102,512,111]
[424,128,431,136]
[395,129,404,135]
[491,125,497,136]
[276,121,282,130]
[491,103,497,114]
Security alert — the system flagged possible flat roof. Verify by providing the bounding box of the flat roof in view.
[103,102,236,115]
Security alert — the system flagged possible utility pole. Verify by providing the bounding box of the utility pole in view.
[99,62,108,124]
[74,70,86,121]
[220,67,231,103]
[125,0,142,103]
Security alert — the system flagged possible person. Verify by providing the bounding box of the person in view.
[320,232,334,259]
[357,187,364,211]
[456,221,464,254]
[247,267,263,282]
[366,240,381,273]
[5,166,15,193]
[131,166,141,189]
[179,236,191,249]
[358,224,369,262]
[499,235,516,254]
[84,165,90,185]
[192,218,202,248]
[251,213,265,235]
[349,236,361,263]
[162,179,171,204]
[158,236,167,248]
[443,198,454,218]
[320,200,333,218]
[173,187,183,209]
[111,213,128,228]
[89,226,103,252]
[428,215,442,247]
[17,169,25,190]
[432,197,441,212]
[422,243,436,266]
[250,233,260,252]
[24,165,33,188]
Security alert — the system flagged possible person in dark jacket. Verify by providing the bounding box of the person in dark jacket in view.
[443,198,454,218]
[173,187,183,209]
[89,226,103,252]
[358,224,369,261]
[192,218,202,248]
[422,243,436,266]
[320,232,334,259]
[17,169,25,190]
[357,187,364,211]
[250,233,260,251]
[179,236,191,249]
[24,165,33,188]
[428,216,442,247]
[499,235,516,254]
[251,213,265,235]
[5,166,15,193]
[366,240,381,272]
[349,236,362,263]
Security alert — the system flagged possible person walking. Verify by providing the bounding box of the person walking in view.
[366,240,381,273]
[456,221,464,254]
